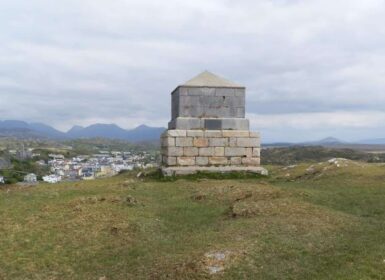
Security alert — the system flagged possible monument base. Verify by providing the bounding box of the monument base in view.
[161,166,268,176]
[161,129,265,176]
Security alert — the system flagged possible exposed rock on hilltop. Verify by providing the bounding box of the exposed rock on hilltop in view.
[273,158,369,181]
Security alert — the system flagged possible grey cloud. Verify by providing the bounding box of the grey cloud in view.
[1,0,385,140]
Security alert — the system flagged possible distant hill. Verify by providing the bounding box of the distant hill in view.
[3,121,385,147]
[306,137,344,145]
[125,125,166,142]
[264,137,385,152]
[66,125,84,135]
[261,145,385,165]
[66,124,128,139]
[66,124,165,141]
[28,122,67,139]
[0,120,65,139]
[358,138,385,144]
[264,137,344,148]
[0,120,166,142]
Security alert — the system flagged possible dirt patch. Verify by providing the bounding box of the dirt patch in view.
[119,179,137,189]
[228,195,355,238]
[149,249,244,279]
[68,195,139,209]
[202,250,243,275]
[192,182,283,204]
[149,258,209,280]
[107,221,135,241]
[125,195,138,206]
[230,198,296,218]
[191,193,207,201]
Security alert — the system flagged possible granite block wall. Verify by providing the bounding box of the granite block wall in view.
[161,130,261,167]
[171,86,245,120]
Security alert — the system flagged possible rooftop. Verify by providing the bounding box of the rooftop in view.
[181,71,243,88]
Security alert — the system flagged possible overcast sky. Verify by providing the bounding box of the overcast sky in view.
[1,0,385,142]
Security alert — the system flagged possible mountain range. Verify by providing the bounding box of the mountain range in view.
[0,120,166,142]
[265,137,385,146]
[264,137,345,147]
[1,120,385,145]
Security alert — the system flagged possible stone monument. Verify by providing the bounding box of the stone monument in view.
[161,71,267,176]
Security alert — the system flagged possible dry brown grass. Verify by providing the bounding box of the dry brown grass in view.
[1,165,385,279]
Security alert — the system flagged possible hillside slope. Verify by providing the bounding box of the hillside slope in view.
[1,164,385,279]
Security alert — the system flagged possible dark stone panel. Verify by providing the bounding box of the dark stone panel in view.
[205,119,223,130]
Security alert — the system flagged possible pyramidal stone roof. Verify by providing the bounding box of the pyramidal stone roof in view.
[181,71,243,88]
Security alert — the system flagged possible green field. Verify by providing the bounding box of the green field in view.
[1,159,385,279]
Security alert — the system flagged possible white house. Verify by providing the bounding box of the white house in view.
[48,154,65,160]
[24,173,37,183]
[112,164,134,173]
[35,160,46,166]
[42,174,62,184]
[0,176,4,184]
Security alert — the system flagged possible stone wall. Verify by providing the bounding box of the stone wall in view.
[161,129,260,167]
[171,86,245,120]
[168,117,249,130]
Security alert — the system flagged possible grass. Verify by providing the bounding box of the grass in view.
[1,161,385,279]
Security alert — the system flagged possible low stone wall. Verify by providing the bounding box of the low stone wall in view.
[161,130,260,167]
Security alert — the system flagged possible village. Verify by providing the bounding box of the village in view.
[0,149,158,185]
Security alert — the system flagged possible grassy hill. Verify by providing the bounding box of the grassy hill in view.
[1,161,385,279]
[261,145,385,165]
